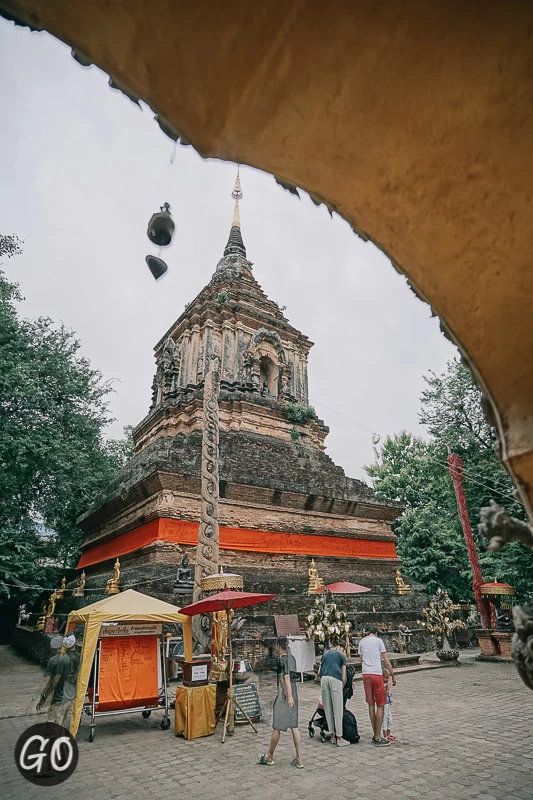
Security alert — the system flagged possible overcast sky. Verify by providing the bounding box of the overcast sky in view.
[0,20,457,481]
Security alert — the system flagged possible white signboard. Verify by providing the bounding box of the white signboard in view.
[191,664,208,682]
[100,623,162,638]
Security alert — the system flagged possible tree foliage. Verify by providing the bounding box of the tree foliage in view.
[366,359,533,602]
[0,236,132,598]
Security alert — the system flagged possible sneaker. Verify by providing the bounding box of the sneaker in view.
[336,737,350,747]
[372,737,391,747]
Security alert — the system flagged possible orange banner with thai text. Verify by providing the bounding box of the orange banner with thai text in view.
[97,635,159,712]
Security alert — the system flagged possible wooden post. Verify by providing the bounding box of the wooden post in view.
[447,452,491,628]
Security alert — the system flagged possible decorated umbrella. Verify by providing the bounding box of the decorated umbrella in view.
[180,590,274,742]
[480,581,515,628]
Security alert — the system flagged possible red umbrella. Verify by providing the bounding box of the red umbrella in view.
[180,589,274,742]
[179,590,274,616]
[321,580,371,594]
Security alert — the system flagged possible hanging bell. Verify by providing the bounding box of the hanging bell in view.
[147,202,175,247]
[146,255,168,280]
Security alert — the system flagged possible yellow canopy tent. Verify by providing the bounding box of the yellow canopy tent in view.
[65,589,192,737]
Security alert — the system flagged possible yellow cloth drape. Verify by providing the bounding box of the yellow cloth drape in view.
[65,590,193,738]
[174,684,216,740]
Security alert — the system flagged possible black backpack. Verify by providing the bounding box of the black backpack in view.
[342,708,360,743]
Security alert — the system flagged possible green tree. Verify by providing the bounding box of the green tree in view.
[366,360,533,601]
[0,236,131,598]
[366,433,472,598]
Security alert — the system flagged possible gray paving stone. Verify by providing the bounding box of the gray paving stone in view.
[0,648,531,800]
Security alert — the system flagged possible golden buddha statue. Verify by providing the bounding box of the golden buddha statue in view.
[395,569,412,595]
[210,609,233,681]
[104,558,121,595]
[308,559,324,595]
[35,602,47,632]
[46,590,58,617]
[73,570,86,597]
[56,576,67,599]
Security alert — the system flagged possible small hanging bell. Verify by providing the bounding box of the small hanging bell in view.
[146,255,168,280]
[147,202,175,247]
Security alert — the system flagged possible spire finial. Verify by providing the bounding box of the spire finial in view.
[223,165,247,258]
[231,165,243,228]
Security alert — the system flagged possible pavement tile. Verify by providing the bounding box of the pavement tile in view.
[0,647,531,800]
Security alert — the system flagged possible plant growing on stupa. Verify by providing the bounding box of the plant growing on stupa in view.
[421,587,465,651]
[285,403,316,425]
[306,590,351,648]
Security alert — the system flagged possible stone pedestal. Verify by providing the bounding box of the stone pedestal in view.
[492,631,513,661]
[475,629,513,662]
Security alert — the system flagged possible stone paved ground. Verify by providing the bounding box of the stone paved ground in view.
[0,645,531,800]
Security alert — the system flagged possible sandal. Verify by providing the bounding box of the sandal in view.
[290,758,304,769]
[257,754,275,766]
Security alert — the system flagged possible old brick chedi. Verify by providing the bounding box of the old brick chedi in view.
[77,175,405,621]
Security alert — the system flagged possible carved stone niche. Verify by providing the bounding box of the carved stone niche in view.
[244,328,287,398]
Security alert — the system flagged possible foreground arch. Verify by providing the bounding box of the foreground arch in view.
[2,0,533,522]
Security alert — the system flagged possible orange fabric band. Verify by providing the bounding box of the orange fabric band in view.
[78,518,397,568]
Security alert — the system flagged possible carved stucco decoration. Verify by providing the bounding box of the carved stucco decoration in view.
[478,500,533,691]
[150,337,180,409]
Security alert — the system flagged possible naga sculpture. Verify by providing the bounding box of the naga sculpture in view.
[192,353,221,652]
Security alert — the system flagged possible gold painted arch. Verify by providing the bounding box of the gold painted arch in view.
[2,0,533,523]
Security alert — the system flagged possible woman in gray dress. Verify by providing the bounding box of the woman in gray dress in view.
[258,636,303,768]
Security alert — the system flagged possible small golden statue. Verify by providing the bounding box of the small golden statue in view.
[35,602,47,632]
[210,609,234,681]
[308,559,324,595]
[46,590,58,617]
[56,576,67,599]
[104,558,121,595]
[395,569,412,595]
[72,570,86,597]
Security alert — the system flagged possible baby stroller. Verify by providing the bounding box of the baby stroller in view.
[308,665,360,743]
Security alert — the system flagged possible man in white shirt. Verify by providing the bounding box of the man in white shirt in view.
[357,625,396,747]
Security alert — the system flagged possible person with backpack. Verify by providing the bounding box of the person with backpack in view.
[318,645,350,746]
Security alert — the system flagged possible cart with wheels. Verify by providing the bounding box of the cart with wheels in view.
[83,623,172,742]
[63,589,193,741]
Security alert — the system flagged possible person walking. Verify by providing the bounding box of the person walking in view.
[36,634,79,728]
[318,645,350,746]
[258,636,303,769]
[358,625,396,747]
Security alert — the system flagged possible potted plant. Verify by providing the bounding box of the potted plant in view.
[421,588,465,661]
